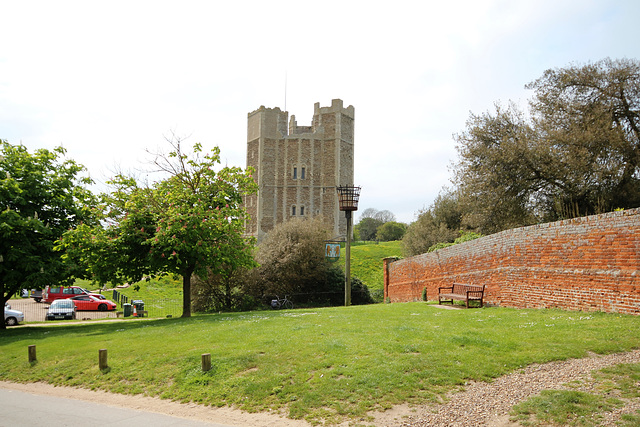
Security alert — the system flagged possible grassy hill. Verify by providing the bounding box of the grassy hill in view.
[339,240,403,301]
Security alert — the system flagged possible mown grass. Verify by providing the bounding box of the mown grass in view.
[2,303,639,424]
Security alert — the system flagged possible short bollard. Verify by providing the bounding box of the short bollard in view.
[202,353,211,372]
[99,349,108,370]
[28,345,36,362]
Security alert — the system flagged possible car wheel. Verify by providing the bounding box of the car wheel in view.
[98,303,107,311]
[34,298,42,303]
[6,317,18,326]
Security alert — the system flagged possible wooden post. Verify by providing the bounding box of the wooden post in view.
[202,353,211,372]
[99,349,108,370]
[28,345,36,362]
[345,210,352,306]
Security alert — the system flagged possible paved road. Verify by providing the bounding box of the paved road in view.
[0,388,233,427]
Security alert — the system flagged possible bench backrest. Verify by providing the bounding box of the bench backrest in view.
[452,283,485,295]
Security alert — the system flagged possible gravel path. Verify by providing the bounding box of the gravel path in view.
[393,350,640,427]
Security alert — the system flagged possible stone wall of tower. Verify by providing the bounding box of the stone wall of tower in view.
[245,99,355,242]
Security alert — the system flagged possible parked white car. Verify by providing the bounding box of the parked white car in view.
[4,302,24,326]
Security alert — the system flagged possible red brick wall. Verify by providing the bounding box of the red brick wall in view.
[385,208,640,314]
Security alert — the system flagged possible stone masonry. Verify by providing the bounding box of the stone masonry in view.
[245,99,355,242]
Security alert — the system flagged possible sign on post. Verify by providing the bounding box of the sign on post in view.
[325,243,340,262]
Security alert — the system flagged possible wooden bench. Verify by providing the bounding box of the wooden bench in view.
[438,283,485,308]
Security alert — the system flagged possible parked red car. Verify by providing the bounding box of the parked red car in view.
[69,295,117,311]
[42,285,102,303]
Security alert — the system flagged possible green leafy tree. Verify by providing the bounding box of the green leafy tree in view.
[453,58,640,233]
[376,221,407,241]
[0,141,95,328]
[427,230,482,252]
[60,138,257,317]
[403,190,462,256]
[356,208,397,241]
[356,217,384,241]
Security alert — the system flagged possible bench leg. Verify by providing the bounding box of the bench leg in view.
[439,297,453,305]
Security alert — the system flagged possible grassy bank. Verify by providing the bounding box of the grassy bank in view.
[341,241,403,300]
[1,303,639,424]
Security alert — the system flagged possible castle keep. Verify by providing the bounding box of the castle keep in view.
[245,99,355,241]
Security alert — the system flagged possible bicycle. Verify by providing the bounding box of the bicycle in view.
[270,295,293,310]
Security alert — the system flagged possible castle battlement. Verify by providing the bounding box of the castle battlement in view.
[245,99,355,241]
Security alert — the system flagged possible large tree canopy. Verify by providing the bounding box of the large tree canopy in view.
[453,58,640,233]
[61,139,257,317]
[0,141,94,328]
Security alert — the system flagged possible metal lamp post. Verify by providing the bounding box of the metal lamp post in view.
[336,185,361,306]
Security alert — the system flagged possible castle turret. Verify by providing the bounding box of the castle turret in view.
[245,99,355,241]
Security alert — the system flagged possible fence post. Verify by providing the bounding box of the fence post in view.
[28,345,36,362]
[202,353,211,371]
[99,349,108,370]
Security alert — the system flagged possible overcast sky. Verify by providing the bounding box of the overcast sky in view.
[2,0,639,224]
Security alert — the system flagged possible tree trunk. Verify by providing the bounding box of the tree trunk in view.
[1,290,8,330]
[181,267,194,318]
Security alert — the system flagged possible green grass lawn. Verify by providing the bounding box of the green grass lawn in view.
[2,303,639,424]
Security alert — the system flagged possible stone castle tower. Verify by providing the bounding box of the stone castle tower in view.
[245,99,355,241]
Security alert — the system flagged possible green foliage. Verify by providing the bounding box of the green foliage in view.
[2,306,640,424]
[428,231,483,252]
[247,217,375,307]
[308,268,375,306]
[403,190,463,256]
[355,208,397,241]
[376,221,407,241]
[249,217,341,306]
[191,266,257,312]
[59,138,257,317]
[453,58,640,233]
[0,141,95,328]
[355,217,383,241]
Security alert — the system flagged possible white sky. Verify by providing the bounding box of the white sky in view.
[2,0,639,224]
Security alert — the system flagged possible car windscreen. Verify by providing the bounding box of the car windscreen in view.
[52,300,74,308]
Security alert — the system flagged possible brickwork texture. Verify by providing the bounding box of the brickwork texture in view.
[385,208,640,314]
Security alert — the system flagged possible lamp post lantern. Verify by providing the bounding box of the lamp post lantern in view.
[336,185,361,306]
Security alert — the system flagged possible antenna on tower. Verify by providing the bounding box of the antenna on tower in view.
[284,71,287,112]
